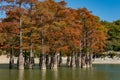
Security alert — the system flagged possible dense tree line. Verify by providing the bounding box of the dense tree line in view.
[102,20,120,51]
[0,0,108,69]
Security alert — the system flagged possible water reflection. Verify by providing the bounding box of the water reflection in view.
[18,70,24,80]
[41,70,46,80]
[53,69,58,80]
[9,70,13,80]
[9,70,14,80]
[71,68,75,80]
[1,64,120,80]
[29,69,33,80]
[8,70,18,80]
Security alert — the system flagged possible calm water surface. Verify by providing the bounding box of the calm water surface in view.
[0,64,120,80]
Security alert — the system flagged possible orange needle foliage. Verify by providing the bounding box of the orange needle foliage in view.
[0,0,108,56]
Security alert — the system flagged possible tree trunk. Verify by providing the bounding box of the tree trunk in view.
[58,53,62,67]
[66,55,71,67]
[76,53,81,67]
[9,45,14,69]
[46,54,51,68]
[39,54,46,70]
[29,3,34,69]
[50,53,58,69]
[18,54,24,70]
[89,53,93,67]
[39,29,46,70]
[29,30,34,69]
[81,53,86,68]
[18,17,24,70]
[70,52,76,68]
[24,51,29,68]
[85,53,89,68]
[29,56,34,69]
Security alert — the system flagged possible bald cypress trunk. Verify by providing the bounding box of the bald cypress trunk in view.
[70,52,76,68]
[18,54,24,70]
[50,53,58,69]
[29,30,34,69]
[29,56,34,69]
[39,54,46,69]
[28,3,35,69]
[85,53,89,68]
[76,53,81,67]
[9,45,14,69]
[46,54,51,68]
[24,51,29,68]
[66,55,71,67]
[89,53,93,67]
[81,53,86,68]
[18,16,24,70]
[58,53,62,67]
[39,29,46,70]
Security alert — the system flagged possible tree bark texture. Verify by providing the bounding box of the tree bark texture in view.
[50,53,58,69]
[18,17,24,70]
[9,45,14,69]
[39,54,46,70]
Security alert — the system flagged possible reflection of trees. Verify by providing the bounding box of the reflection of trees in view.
[9,67,111,80]
[9,70,13,80]
[72,68,75,80]
[9,70,18,80]
[18,70,24,80]
[41,70,46,80]
[53,69,58,80]
[29,69,33,80]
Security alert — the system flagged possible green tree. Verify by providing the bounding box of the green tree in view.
[102,20,120,51]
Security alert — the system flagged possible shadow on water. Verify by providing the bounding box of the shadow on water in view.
[0,64,120,80]
[0,64,11,69]
[0,64,20,70]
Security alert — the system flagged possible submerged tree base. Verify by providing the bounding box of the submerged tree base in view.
[18,54,24,70]
[39,54,46,70]
[9,58,14,69]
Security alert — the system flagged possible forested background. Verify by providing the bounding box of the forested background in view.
[102,20,120,51]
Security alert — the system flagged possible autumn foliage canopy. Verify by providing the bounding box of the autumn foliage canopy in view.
[0,0,108,56]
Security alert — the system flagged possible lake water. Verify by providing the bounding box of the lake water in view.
[0,64,120,80]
